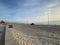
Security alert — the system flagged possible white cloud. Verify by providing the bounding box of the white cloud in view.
[0,0,60,25]
[21,4,60,24]
[7,3,60,25]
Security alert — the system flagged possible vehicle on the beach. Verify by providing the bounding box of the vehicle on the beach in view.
[30,23,35,25]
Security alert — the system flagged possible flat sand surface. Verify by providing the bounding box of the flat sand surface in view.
[5,24,60,45]
[5,26,18,45]
[12,24,60,36]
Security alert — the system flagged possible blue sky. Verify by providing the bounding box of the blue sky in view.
[0,0,60,24]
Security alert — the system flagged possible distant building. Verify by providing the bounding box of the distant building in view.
[0,20,5,24]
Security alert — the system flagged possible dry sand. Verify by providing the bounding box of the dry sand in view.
[5,24,60,45]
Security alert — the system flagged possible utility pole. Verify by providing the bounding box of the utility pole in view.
[48,11,49,25]
[48,11,49,26]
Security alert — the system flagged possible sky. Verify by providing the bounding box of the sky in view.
[0,0,60,24]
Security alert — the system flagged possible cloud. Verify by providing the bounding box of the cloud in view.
[0,0,25,9]
[0,0,60,25]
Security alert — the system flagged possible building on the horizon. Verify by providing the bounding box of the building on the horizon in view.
[0,20,5,24]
